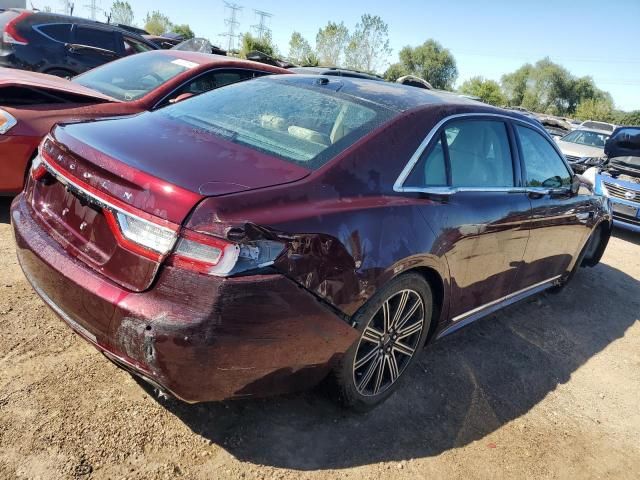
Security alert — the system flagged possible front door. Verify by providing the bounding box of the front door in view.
[403,117,532,320]
[513,124,595,290]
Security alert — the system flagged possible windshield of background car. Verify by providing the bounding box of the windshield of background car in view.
[73,52,198,101]
[561,129,610,148]
[159,78,389,168]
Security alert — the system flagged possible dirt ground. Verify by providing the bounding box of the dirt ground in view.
[1,196,639,480]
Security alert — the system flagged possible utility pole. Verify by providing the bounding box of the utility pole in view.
[252,9,272,41]
[84,0,101,20]
[59,0,74,15]
[219,2,242,54]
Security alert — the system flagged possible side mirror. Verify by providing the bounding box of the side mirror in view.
[572,174,593,195]
[169,92,195,104]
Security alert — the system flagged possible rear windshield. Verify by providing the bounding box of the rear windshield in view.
[159,78,390,169]
[73,52,197,101]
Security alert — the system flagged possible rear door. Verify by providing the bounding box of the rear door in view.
[402,116,532,321]
[513,123,595,289]
[67,25,121,72]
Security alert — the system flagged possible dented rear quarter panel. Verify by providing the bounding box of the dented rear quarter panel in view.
[186,108,459,328]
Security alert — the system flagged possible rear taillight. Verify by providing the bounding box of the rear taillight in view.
[169,229,284,277]
[104,210,177,262]
[30,152,48,181]
[2,12,31,45]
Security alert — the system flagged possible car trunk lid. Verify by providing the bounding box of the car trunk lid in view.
[26,118,310,291]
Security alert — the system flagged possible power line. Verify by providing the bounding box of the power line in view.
[83,0,101,20]
[219,2,242,53]
[59,0,74,15]
[252,9,272,41]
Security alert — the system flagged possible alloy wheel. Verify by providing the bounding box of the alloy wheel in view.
[352,289,425,397]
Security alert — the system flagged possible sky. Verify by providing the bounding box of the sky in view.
[40,0,640,110]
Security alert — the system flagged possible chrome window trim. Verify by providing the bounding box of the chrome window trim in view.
[393,112,560,194]
[33,23,73,44]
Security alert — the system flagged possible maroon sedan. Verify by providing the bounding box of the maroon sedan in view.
[0,49,288,195]
[11,76,611,410]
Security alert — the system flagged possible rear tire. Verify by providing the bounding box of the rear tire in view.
[329,273,433,411]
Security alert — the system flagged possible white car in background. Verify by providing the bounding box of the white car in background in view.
[580,120,616,133]
[556,128,611,172]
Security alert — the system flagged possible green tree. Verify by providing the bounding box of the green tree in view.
[315,21,349,67]
[344,14,391,73]
[501,58,612,116]
[110,1,134,26]
[615,110,640,126]
[575,98,614,122]
[300,52,320,67]
[501,64,532,107]
[386,39,457,90]
[383,63,409,82]
[240,32,276,58]
[459,76,506,106]
[144,11,172,36]
[173,24,195,40]
[288,31,313,65]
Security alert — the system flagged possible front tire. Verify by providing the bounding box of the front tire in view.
[329,273,433,411]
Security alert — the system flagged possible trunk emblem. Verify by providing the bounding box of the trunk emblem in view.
[69,163,76,171]
[57,154,63,162]
[83,172,92,180]
[123,192,133,201]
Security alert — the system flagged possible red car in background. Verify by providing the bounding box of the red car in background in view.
[0,49,288,195]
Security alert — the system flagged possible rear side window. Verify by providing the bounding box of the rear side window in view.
[37,23,72,43]
[516,125,572,188]
[75,26,117,52]
[405,119,514,188]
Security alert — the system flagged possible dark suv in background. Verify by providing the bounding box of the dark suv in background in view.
[0,9,157,77]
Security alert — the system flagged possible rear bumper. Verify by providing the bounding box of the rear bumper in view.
[0,135,40,195]
[11,194,358,402]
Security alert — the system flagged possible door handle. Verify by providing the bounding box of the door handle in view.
[576,212,593,221]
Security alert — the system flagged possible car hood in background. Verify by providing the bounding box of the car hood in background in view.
[556,140,604,159]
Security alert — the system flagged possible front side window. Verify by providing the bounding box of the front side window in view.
[73,52,197,101]
[405,119,514,188]
[517,125,572,188]
[74,26,117,52]
[159,69,262,106]
[158,78,388,168]
[122,36,153,55]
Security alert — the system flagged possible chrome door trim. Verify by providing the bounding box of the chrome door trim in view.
[393,112,559,194]
[437,274,562,339]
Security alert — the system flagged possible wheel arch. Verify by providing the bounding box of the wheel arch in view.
[400,265,446,343]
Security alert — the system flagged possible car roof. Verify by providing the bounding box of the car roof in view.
[14,10,153,42]
[572,127,612,136]
[267,75,538,121]
[290,67,384,81]
[136,50,290,73]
